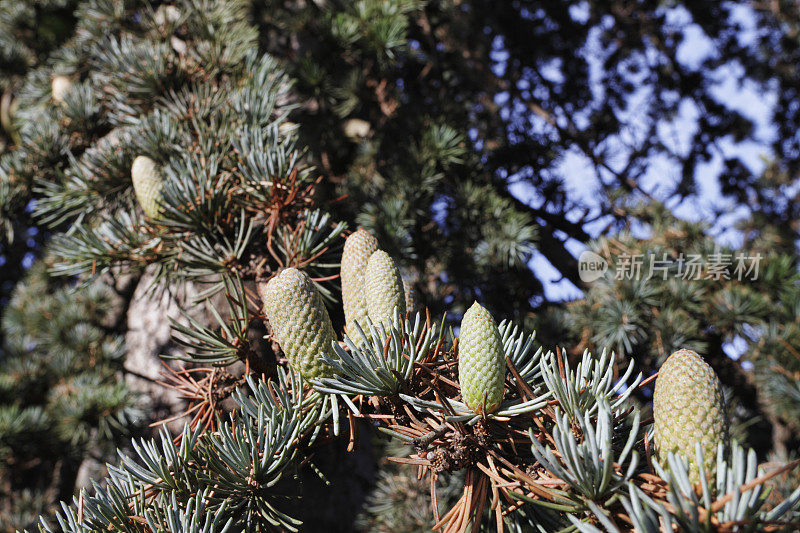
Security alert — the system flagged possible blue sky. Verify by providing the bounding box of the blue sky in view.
[506,3,781,303]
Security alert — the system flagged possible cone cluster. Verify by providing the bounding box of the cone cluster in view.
[260,228,412,381]
[340,230,407,336]
[260,227,509,417]
[653,348,729,484]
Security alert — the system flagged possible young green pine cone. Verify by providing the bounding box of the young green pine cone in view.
[364,250,405,329]
[131,155,163,219]
[653,348,729,484]
[458,302,506,414]
[341,228,379,336]
[258,268,336,380]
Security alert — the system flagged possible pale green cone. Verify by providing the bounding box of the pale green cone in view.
[457,302,506,414]
[259,268,336,380]
[131,155,164,219]
[364,250,405,329]
[653,348,729,484]
[341,228,379,337]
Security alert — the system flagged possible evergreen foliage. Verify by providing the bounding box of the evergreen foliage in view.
[36,234,800,531]
[254,0,800,320]
[1,0,345,528]
[1,1,800,532]
[0,260,138,531]
[567,199,800,457]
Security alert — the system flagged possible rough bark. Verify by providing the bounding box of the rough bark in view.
[123,267,216,431]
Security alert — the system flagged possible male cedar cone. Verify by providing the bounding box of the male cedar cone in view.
[259,268,336,380]
[653,348,729,484]
[458,302,506,414]
[131,155,163,219]
[341,229,379,336]
[364,250,405,329]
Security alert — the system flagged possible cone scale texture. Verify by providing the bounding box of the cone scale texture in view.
[341,229,379,336]
[653,348,729,484]
[458,302,506,414]
[259,268,336,380]
[364,250,405,329]
[131,155,163,219]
